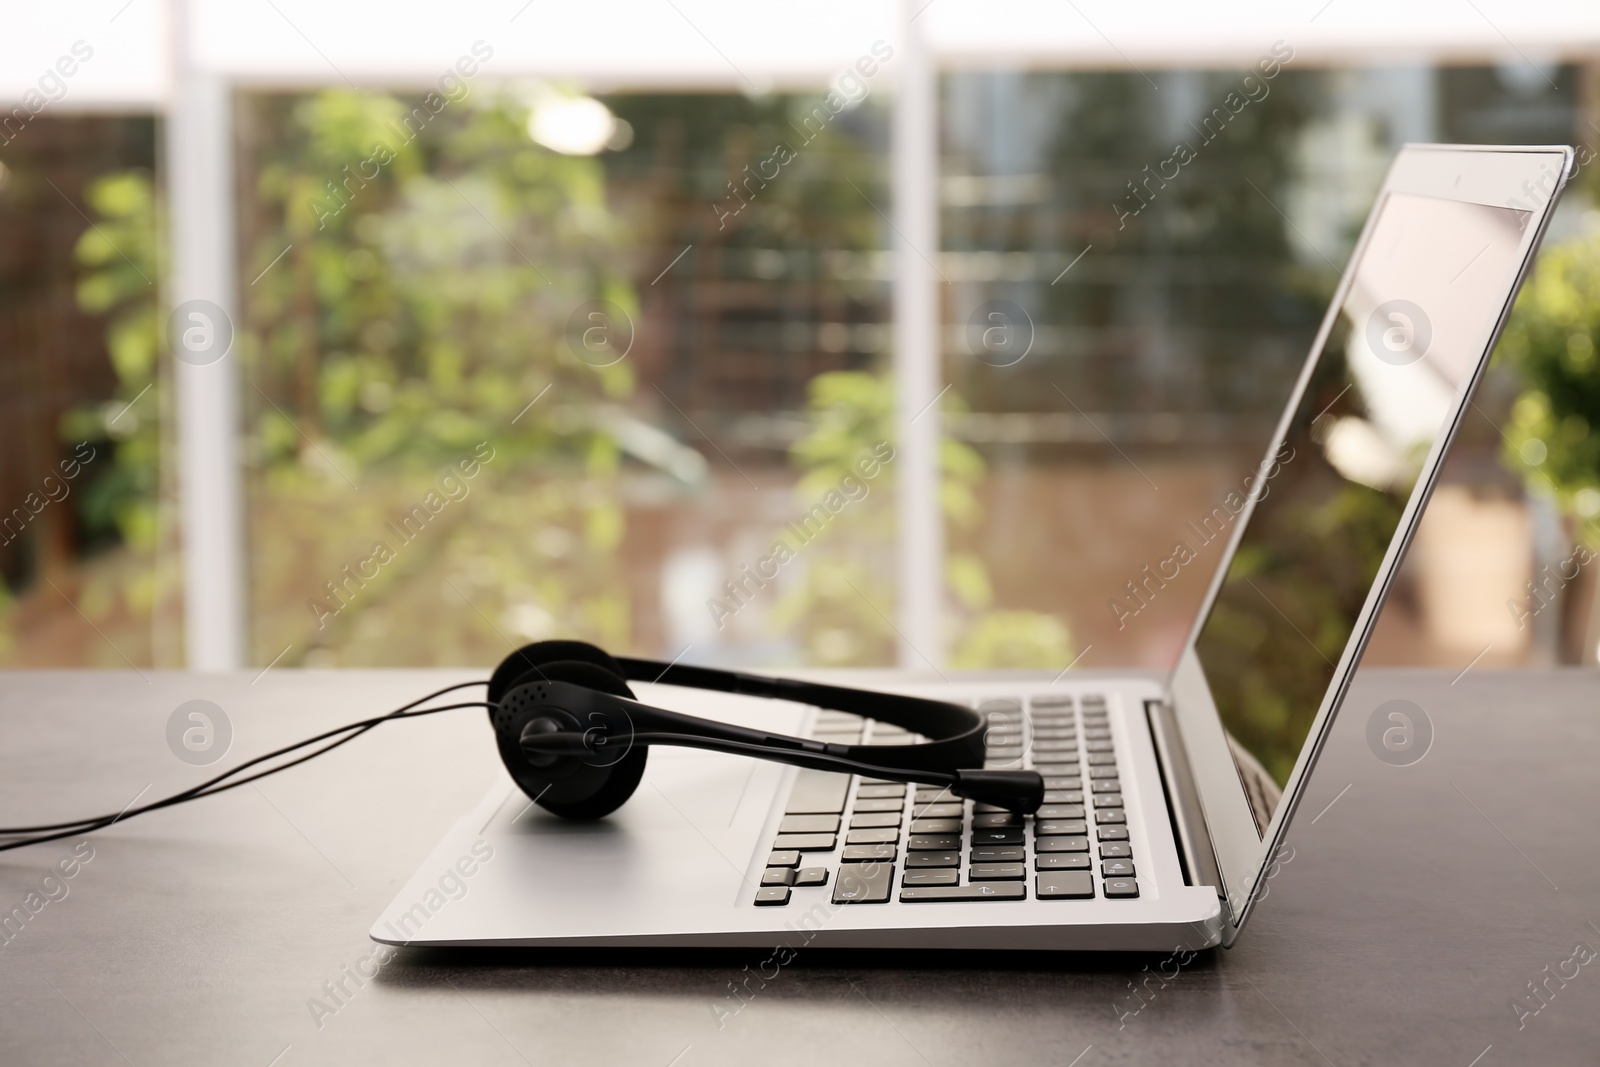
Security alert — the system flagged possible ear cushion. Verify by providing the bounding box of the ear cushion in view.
[487,640,628,712]
[493,657,649,822]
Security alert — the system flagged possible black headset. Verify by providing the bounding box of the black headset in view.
[490,640,1044,819]
[0,639,1042,853]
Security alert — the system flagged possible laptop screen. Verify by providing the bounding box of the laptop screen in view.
[1193,190,1533,832]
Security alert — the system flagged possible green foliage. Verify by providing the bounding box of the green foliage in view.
[58,89,643,665]
[950,610,1074,670]
[247,89,635,478]
[774,370,1073,667]
[1498,229,1600,536]
[241,88,640,661]
[64,170,161,550]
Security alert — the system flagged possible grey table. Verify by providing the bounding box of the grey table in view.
[1,667,1597,1066]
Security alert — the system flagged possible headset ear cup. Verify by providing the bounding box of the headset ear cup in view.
[539,739,648,821]
[486,640,628,714]
[493,658,649,821]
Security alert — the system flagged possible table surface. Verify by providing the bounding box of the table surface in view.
[1,666,1597,1066]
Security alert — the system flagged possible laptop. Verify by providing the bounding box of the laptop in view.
[373,144,1573,952]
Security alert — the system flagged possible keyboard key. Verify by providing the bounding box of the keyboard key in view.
[970,846,1025,862]
[846,829,899,845]
[1097,826,1129,840]
[780,814,841,834]
[1087,753,1117,765]
[1085,740,1114,753]
[1030,694,1072,707]
[855,784,906,799]
[1089,767,1121,780]
[1030,739,1078,753]
[1102,860,1136,877]
[970,828,1024,846]
[1084,728,1112,740]
[1096,809,1127,824]
[761,868,796,886]
[1035,820,1087,836]
[972,812,1022,829]
[1092,794,1123,809]
[854,798,905,813]
[1104,878,1140,898]
[900,883,1027,902]
[1036,872,1094,899]
[969,863,1026,881]
[905,851,960,868]
[908,834,961,851]
[910,819,963,835]
[1044,791,1085,804]
[767,850,800,868]
[1036,836,1089,853]
[915,788,958,803]
[911,804,964,820]
[903,869,958,886]
[1100,843,1132,858]
[795,866,829,886]
[1042,777,1082,790]
[1036,853,1091,871]
[786,770,851,814]
[833,862,894,904]
[1037,805,1084,820]
[773,833,837,851]
[842,844,897,862]
[1091,780,1122,793]
[755,886,791,906]
[850,812,902,829]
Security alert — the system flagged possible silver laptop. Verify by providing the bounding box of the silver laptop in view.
[373,144,1572,952]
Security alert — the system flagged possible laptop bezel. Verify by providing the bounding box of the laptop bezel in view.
[1163,144,1575,944]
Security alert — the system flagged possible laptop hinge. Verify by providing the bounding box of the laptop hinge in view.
[1145,698,1227,908]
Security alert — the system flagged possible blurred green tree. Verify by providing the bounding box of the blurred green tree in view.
[58,88,642,666]
[774,370,1074,667]
[1498,228,1600,537]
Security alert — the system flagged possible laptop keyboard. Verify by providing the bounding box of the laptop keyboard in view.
[751,693,1141,906]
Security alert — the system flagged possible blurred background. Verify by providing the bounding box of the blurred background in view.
[3,1,1600,676]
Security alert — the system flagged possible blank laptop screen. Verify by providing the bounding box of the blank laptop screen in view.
[1193,190,1533,831]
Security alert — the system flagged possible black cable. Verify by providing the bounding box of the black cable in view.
[0,682,490,853]
[0,680,485,835]
[0,700,492,852]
